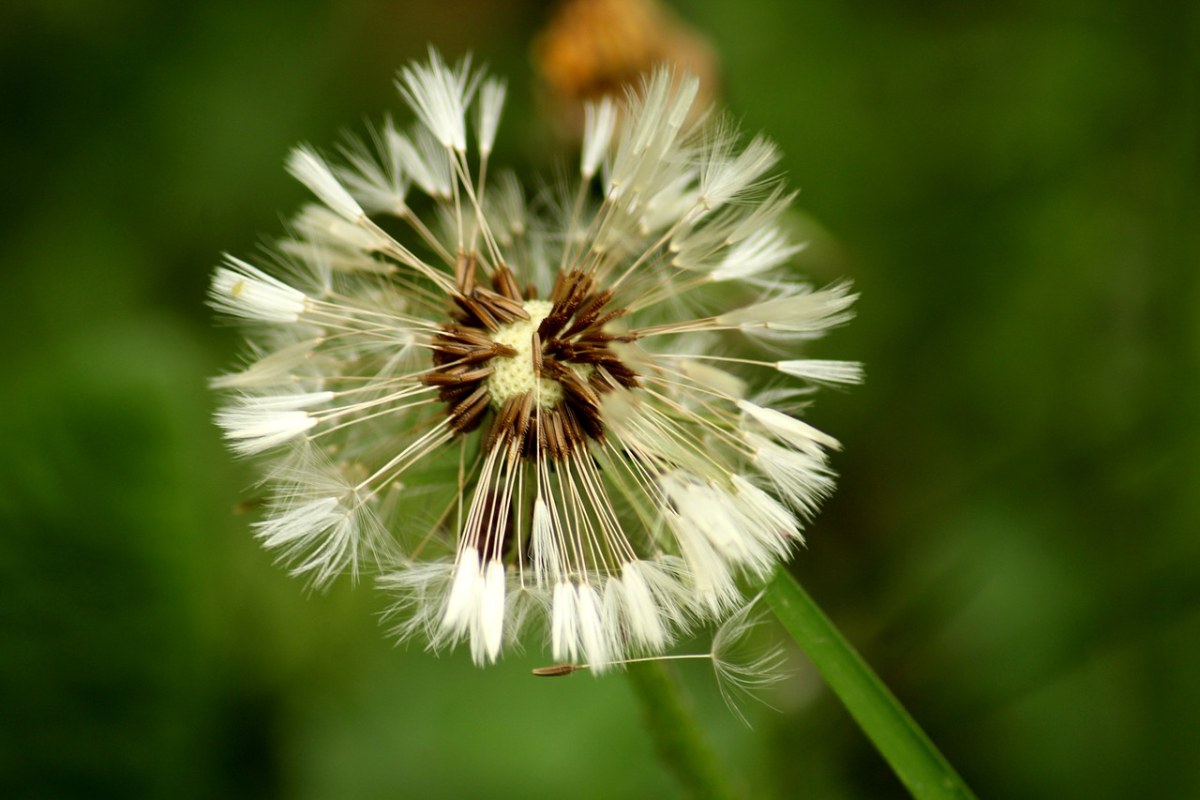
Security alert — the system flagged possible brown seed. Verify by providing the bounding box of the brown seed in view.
[539,358,570,382]
[514,391,534,450]
[530,330,544,377]
[450,384,489,416]
[545,339,575,360]
[431,343,496,366]
[603,362,640,388]
[431,340,510,362]
[456,365,497,383]
[473,287,530,322]
[557,273,592,318]
[486,394,522,450]
[523,408,542,460]
[561,289,614,338]
[450,386,491,433]
[422,364,495,386]
[475,489,515,561]
[454,251,477,294]
[548,269,571,304]
[574,401,605,441]
[454,293,500,332]
[560,370,600,411]
[538,290,584,338]
[430,347,456,367]
[577,330,617,345]
[438,382,478,404]
[439,327,495,348]
[577,347,622,366]
[545,409,567,460]
[421,368,469,386]
[492,264,524,302]
[589,307,626,331]
[531,663,580,677]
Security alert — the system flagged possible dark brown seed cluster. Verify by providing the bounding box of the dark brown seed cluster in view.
[422,255,638,460]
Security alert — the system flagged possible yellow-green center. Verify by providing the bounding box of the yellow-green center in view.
[486,300,563,408]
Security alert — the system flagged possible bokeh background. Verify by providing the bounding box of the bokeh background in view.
[2,0,1197,797]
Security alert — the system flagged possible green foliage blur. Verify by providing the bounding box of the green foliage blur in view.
[2,1,1196,797]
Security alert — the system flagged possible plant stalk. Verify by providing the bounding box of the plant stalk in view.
[625,659,740,800]
[765,567,976,800]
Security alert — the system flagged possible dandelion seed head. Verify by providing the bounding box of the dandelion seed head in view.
[209,48,856,669]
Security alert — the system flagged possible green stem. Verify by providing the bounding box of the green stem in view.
[765,567,976,800]
[625,659,740,800]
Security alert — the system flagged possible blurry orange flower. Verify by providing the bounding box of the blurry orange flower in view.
[534,0,719,135]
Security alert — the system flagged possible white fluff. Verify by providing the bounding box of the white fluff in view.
[575,583,611,671]
[581,96,617,179]
[442,546,482,636]
[215,406,320,455]
[776,359,864,385]
[390,126,453,199]
[619,562,668,650]
[235,391,335,411]
[609,69,700,205]
[675,359,748,400]
[253,497,358,587]
[209,339,320,390]
[530,497,560,587]
[289,207,393,272]
[717,282,857,332]
[475,77,506,157]
[738,400,842,455]
[397,49,477,153]
[747,433,836,517]
[479,559,507,663]
[551,581,578,662]
[659,475,742,614]
[287,146,365,223]
[698,134,779,211]
[210,256,307,323]
[709,227,805,282]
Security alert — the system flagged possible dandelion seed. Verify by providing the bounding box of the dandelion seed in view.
[581,96,617,179]
[531,593,786,727]
[210,256,308,323]
[709,594,788,727]
[210,50,855,668]
[775,359,864,386]
[475,78,506,158]
[287,146,366,223]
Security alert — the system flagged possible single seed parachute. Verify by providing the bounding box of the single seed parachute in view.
[210,49,859,671]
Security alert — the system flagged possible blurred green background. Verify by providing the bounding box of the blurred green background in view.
[2,0,1197,797]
